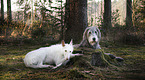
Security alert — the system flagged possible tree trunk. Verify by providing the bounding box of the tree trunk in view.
[64,0,87,43]
[91,52,106,66]
[23,4,27,24]
[7,0,12,23]
[103,0,112,36]
[126,0,133,28]
[1,0,4,25]
[29,0,34,31]
[6,0,12,37]
[40,7,46,27]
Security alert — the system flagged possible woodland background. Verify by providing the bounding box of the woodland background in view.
[0,0,145,80]
[0,0,144,45]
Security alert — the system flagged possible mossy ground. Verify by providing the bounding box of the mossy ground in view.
[0,43,145,80]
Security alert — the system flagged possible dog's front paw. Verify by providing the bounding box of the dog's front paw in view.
[52,66,60,69]
[52,67,57,69]
[115,57,124,62]
[75,53,84,56]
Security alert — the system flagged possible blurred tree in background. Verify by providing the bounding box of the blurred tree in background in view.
[126,0,133,29]
[0,0,144,45]
[1,0,4,25]
[7,0,12,23]
[133,0,145,31]
[64,0,87,43]
[103,0,112,36]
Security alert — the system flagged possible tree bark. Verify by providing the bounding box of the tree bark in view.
[103,0,112,36]
[28,0,34,31]
[23,4,27,24]
[64,0,87,43]
[7,0,12,23]
[126,0,133,28]
[1,0,4,25]
[91,52,108,67]
[5,0,12,37]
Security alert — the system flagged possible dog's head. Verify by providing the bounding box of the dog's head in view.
[61,40,73,60]
[83,26,101,46]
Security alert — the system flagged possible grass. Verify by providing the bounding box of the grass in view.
[0,43,145,80]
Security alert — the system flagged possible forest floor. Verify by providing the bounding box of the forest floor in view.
[0,42,145,80]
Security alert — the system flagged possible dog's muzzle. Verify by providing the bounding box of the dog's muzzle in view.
[89,37,99,46]
[93,37,96,41]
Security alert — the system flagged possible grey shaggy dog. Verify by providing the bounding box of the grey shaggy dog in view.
[74,26,101,49]
[74,26,124,62]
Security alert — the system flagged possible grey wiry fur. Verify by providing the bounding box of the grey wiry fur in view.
[75,26,101,49]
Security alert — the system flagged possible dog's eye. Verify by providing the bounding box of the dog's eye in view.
[65,50,67,52]
[89,32,91,34]
[95,31,97,34]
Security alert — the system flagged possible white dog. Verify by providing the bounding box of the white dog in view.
[24,40,83,69]
[77,26,101,49]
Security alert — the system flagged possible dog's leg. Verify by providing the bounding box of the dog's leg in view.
[79,40,87,47]
[96,42,101,49]
[29,65,53,68]
[70,53,83,58]
[37,65,54,68]
[30,62,54,68]
[52,58,66,69]
[62,60,70,65]
[79,40,84,47]
[52,63,63,69]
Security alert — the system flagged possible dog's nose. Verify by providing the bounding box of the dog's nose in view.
[66,58,68,60]
[93,38,96,41]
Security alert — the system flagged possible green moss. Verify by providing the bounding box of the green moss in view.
[0,44,145,80]
[67,68,86,79]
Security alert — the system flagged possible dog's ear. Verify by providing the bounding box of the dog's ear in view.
[70,39,73,45]
[62,40,65,47]
[96,27,101,39]
[83,27,90,39]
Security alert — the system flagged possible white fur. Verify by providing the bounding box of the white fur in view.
[24,40,83,69]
